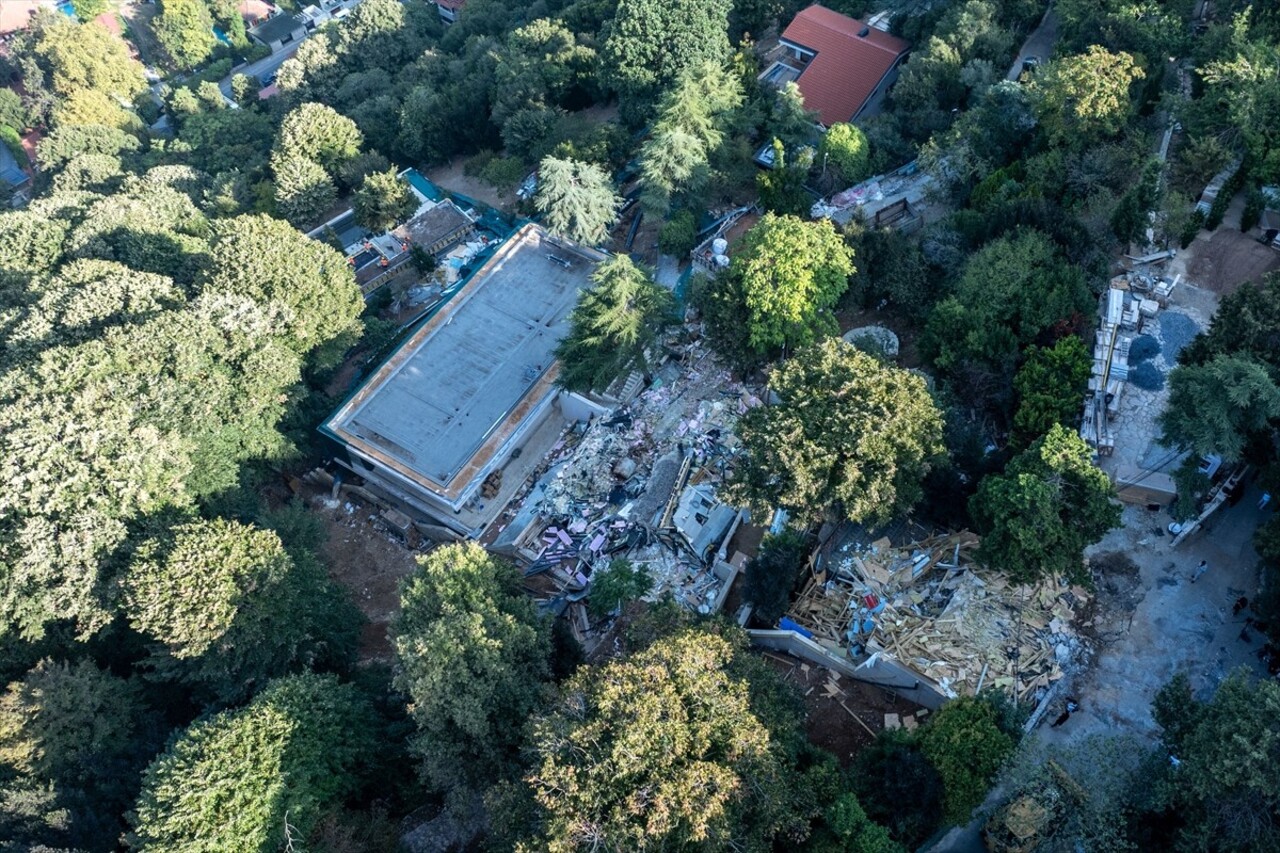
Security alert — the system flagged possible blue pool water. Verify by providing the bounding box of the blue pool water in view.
[404,169,444,202]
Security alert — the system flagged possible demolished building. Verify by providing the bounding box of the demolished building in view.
[780,527,1089,703]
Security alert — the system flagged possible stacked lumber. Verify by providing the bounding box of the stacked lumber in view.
[785,531,1089,701]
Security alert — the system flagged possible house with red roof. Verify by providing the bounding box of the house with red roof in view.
[762,4,910,128]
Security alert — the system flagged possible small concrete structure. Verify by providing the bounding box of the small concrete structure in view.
[842,325,899,357]
[323,224,608,537]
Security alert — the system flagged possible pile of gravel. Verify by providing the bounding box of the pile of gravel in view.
[1129,334,1160,364]
[1158,312,1200,363]
[1129,361,1166,391]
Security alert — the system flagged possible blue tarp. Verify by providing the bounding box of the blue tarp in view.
[0,146,29,189]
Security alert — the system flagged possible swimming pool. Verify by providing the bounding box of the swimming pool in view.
[404,169,444,202]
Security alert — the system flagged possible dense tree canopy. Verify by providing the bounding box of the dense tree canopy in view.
[393,543,551,795]
[1029,46,1145,146]
[918,695,1017,824]
[1011,336,1091,444]
[720,213,855,355]
[521,628,812,850]
[922,230,1092,381]
[154,0,218,70]
[553,254,673,392]
[639,62,743,213]
[535,156,622,246]
[26,14,146,101]
[970,424,1120,585]
[1150,670,1280,851]
[0,660,160,848]
[201,214,364,361]
[353,168,417,232]
[600,0,732,113]
[1159,354,1280,463]
[129,673,374,851]
[122,518,355,703]
[729,339,945,525]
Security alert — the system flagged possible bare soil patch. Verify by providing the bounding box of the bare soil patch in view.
[425,157,518,213]
[1176,192,1280,295]
[762,651,928,766]
[307,492,423,663]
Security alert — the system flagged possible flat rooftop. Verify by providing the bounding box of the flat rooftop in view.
[324,224,601,502]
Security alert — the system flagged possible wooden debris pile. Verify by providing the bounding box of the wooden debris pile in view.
[784,531,1090,702]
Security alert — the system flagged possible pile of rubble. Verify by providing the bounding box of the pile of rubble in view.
[786,531,1089,702]
[493,346,763,643]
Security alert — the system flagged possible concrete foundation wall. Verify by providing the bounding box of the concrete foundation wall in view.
[748,629,948,710]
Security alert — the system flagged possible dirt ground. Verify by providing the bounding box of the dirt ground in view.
[307,492,424,663]
[1169,190,1280,296]
[118,1,163,68]
[1041,496,1269,742]
[425,158,518,213]
[762,651,930,766]
[833,306,923,368]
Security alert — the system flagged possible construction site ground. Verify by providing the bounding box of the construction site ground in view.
[761,651,929,766]
[1169,190,1280,296]
[928,266,1273,853]
[307,490,423,663]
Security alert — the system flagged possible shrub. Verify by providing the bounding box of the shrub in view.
[658,209,699,257]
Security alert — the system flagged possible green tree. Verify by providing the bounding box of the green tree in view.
[725,213,854,354]
[658,208,698,256]
[521,628,811,850]
[757,139,813,216]
[638,62,743,213]
[552,254,673,392]
[69,0,106,20]
[1029,46,1145,145]
[1012,336,1091,444]
[1149,669,1280,851]
[392,543,551,795]
[1180,272,1280,379]
[600,0,732,112]
[922,230,1092,379]
[129,673,374,851]
[36,124,140,171]
[29,14,146,100]
[0,89,28,131]
[810,793,905,853]
[271,153,337,227]
[919,695,1016,825]
[970,424,1121,585]
[353,168,416,232]
[587,558,653,618]
[491,19,596,126]
[1158,354,1280,463]
[743,530,808,625]
[821,122,870,186]
[277,102,364,173]
[121,518,356,704]
[154,0,217,70]
[853,730,946,848]
[203,213,364,361]
[0,659,160,847]
[534,156,622,246]
[728,338,945,525]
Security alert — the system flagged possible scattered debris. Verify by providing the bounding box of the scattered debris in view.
[785,530,1089,703]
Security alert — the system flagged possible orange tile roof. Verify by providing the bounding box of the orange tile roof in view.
[779,4,909,127]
